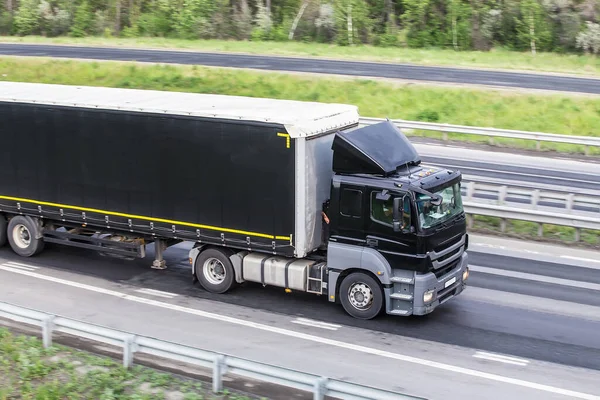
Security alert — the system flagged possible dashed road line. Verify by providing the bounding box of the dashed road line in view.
[291,317,341,331]
[473,351,530,367]
[2,262,39,271]
[135,288,178,299]
[469,265,600,291]
[561,256,600,265]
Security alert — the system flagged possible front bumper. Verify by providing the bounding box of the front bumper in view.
[413,252,469,315]
[384,251,469,316]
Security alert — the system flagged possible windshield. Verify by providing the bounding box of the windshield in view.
[416,183,463,230]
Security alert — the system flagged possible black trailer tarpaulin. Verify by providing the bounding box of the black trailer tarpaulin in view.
[0,82,359,257]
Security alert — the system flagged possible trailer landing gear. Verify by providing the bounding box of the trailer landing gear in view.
[152,239,167,270]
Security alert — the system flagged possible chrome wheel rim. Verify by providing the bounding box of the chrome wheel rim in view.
[348,282,373,310]
[203,258,226,285]
[12,224,31,249]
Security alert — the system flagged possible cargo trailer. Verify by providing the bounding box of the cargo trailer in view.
[0,82,469,319]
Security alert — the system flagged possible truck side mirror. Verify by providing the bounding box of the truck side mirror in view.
[392,197,401,231]
[393,197,404,232]
[376,189,391,201]
[430,195,443,206]
[393,196,414,234]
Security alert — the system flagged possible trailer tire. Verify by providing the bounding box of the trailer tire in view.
[195,248,236,294]
[339,272,383,320]
[0,214,7,248]
[7,216,45,257]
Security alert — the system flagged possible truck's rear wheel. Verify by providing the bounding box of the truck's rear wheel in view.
[7,216,45,257]
[195,248,236,294]
[339,272,383,320]
[0,214,7,247]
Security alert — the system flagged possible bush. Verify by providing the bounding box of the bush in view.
[70,0,93,37]
[13,0,40,36]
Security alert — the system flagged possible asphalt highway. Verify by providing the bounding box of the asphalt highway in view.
[0,234,599,400]
[2,43,600,94]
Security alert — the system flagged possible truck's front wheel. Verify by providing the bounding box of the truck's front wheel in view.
[339,272,383,320]
[195,248,236,294]
[7,216,45,257]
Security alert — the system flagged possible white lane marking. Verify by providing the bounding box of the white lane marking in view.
[427,162,600,185]
[561,256,600,265]
[135,288,178,299]
[1,265,599,400]
[471,243,507,249]
[469,243,600,271]
[473,351,530,367]
[461,287,600,323]
[3,262,39,271]
[291,318,341,331]
[470,265,600,292]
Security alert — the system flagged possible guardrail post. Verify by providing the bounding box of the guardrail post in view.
[41,315,55,348]
[566,193,574,213]
[531,190,540,209]
[498,186,507,206]
[575,228,581,242]
[313,377,328,400]
[466,181,475,200]
[212,355,226,393]
[123,335,136,368]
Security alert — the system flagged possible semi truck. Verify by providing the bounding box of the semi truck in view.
[0,81,469,319]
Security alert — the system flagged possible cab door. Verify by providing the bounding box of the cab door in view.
[331,183,367,246]
[365,189,419,270]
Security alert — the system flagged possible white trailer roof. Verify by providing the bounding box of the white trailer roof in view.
[0,81,359,138]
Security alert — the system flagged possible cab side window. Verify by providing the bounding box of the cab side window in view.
[340,188,362,218]
[371,192,394,226]
[371,192,412,229]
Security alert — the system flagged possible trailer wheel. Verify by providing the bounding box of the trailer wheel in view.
[195,248,236,294]
[0,214,7,248]
[7,216,45,257]
[339,272,383,320]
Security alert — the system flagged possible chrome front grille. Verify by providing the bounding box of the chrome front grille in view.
[428,234,466,270]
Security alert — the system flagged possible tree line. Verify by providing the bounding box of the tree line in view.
[2,0,600,55]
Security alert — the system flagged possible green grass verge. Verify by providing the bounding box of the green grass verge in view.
[471,215,600,250]
[1,56,599,156]
[0,327,256,400]
[2,35,600,77]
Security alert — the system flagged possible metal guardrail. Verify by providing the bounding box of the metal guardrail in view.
[360,117,600,154]
[0,301,423,400]
[462,179,600,215]
[464,201,600,229]
[462,174,600,197]
[458,177,600,239]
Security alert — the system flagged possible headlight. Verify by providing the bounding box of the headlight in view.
[463,268,469,281]
[423,289,434,303]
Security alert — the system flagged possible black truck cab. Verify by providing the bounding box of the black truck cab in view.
[324,121,469,318]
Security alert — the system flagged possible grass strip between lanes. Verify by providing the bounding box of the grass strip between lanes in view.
[0,327,257,400]
[0,56,598,249]
[470,216,599,250]
[3,36,600,78]
[1,56,599,156]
